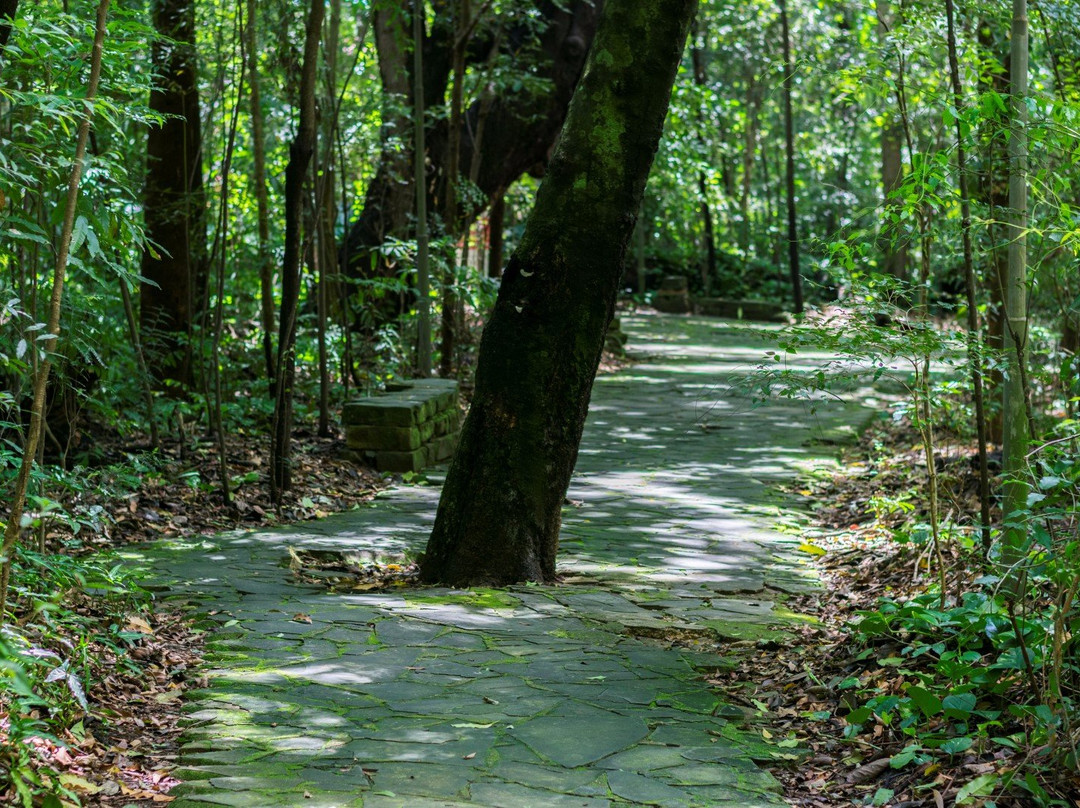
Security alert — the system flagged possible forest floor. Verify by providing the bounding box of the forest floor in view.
[3,312,1030,807]
[112,312,876,807]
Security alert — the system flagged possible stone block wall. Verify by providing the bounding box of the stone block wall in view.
[342,379,461,473]
[693,298,785,322]
[653,276,691,314]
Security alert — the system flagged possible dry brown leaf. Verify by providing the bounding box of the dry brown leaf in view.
[846,757,892,784]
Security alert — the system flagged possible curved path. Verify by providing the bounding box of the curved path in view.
[133,313,872,808]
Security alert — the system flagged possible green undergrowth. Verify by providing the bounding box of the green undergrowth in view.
[0,548,152,806]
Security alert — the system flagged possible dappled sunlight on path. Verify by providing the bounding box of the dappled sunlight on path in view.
[129,313,874,807]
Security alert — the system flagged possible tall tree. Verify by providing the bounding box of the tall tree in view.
[690,18,717,295]
[877,0,907,281]
[269,0,325,500]
[245,0,274,385]
[420,0,697,586]
[413,1,433,375]
[944,0,992,551]
[140,0,207,386]
[1001,0,1030,565]
[778,0,803,314]
[438,0,471,377]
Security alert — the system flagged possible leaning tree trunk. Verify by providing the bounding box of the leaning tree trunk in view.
[140,0,207,387]
[420,0,696,586]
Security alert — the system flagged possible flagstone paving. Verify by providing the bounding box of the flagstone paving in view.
[130,313,880,807]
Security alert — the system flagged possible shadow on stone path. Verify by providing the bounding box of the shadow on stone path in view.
[130,314,877,807]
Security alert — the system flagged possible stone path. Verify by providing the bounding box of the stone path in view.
[130,314,874,807]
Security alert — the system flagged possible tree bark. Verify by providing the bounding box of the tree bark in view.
[778,0,803,314]
[141,0,207,387]
[269,0,324,500]
[420,0,696,587]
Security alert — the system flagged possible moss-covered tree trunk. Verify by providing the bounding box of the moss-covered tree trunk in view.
[420,0,696,586]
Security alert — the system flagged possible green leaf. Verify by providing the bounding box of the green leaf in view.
[847,706,873,724]
[907,686,943,718]
[941,736,973,754]
[872,787,895,806]
[890,747,919,769]
[943,693,976,718]
[956,772,999,804]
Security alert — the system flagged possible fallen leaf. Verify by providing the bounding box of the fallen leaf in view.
[58,774,101,794]
[846,757,891,784]
[125,615,154,634]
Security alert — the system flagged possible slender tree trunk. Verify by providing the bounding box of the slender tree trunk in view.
[413,2,433,376]
[778,0,803,314]
[636,204,647,294]
[879,118,907,278]
[976,22,1010,444]
[316,0,341,437]
[739,76,763,258]
[0,0,110,619]
[208,29,246,506]
[487,192,505,278]
[945,0,992,553]
[1001,0,1030,567]
[439,0,471,377]
[246,0,275,387]
[690,21,716,294]
[420,0,696,587]
[119,280,159,448]
[877,0,907,281]
[270,0,324,500]
[698,172,716,294]
[141,0,207,387]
